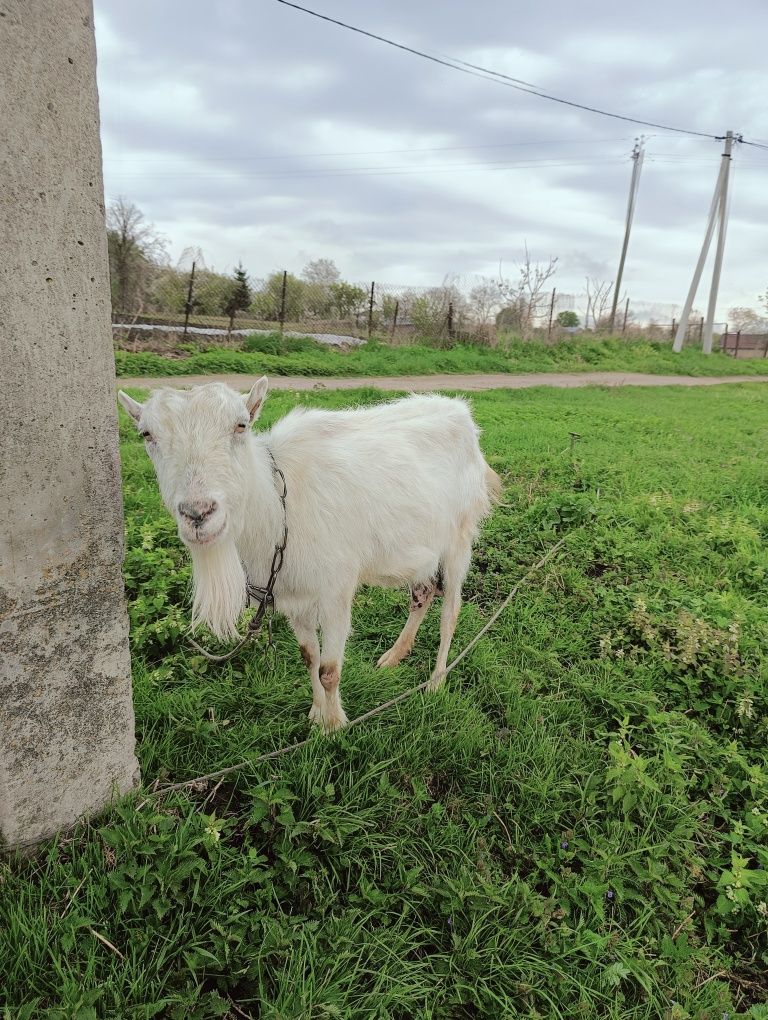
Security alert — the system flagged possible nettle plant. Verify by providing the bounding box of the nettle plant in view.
[598,596,761,733]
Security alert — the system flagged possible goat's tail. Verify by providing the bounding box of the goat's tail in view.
[484,462,503,505]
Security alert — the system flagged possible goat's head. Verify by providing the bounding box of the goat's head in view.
[118,378,268,550]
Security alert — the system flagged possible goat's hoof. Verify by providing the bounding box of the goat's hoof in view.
[321,711,348,734]
[425,670,447,693]
[376,645,408,668]
[308,704,348,733]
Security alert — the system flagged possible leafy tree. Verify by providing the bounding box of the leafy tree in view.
[221,263,252,332]
[252,272,305,323]
[148,267,187,316]
[557,310,580,328]
[301,258,341,287]
[328,281,367,318]
[410,284,464,343]
[302,259,342,317]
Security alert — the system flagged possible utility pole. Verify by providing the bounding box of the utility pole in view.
[609,136,644,332]
[673,131,738,353]
[702,132,735,352]
[1,0,139,848]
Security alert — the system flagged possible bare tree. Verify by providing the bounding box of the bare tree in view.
[498,244,558,340]
[106,198,167,314]
[584,278,614,331]
[468,278,503,327]
[728,306,764,332]
[176,246,207,272]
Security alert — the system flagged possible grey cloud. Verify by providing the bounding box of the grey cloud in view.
[95,0,768,311]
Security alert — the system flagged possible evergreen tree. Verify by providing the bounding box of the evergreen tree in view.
[222,262,252,332]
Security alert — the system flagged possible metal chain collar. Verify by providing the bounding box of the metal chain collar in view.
[188,448,288,664]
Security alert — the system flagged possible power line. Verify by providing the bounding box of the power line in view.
[103,136,627,163]
[274,0,719,140]
[107,157,626,182]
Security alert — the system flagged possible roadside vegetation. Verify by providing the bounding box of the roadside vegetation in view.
[1,384,767,1018]
[114,333,768,379]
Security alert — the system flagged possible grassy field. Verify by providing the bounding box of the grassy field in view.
[2,384,767,1019]
[114,334,768,379]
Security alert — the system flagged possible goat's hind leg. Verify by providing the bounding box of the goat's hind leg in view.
[316,595,353,732]
[377,579,438,668]
[427,535,472,692]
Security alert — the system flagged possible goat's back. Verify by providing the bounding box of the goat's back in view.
[263,395,494,586]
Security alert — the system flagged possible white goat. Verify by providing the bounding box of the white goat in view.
[118,380,500,731]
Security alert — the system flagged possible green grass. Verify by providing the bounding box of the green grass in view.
[114,334,768,380]
[2,384,768,1018]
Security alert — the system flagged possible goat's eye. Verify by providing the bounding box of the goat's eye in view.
[234,422,248,434]
[141,430,153,442]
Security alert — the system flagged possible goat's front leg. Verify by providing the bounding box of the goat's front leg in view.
[288,616,326,727]
[316,596,353,732]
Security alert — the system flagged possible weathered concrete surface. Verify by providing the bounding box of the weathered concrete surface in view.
[0,0,139,848]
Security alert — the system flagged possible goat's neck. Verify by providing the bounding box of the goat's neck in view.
[236,437,285,576]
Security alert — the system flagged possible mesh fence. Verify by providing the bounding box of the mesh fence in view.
[111,263,727,350]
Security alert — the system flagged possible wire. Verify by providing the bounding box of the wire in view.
[275,0,719,140]
[107,157,624,182]
[103,136,628,163]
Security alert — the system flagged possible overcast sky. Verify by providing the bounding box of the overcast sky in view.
[94,0,768,318]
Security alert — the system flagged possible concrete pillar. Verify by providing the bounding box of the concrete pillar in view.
[0,0,139,849]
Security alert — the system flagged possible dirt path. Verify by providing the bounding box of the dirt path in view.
[117,371,768,392]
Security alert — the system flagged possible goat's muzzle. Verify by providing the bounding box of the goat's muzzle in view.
[177,498,225,546]
[179,498,218,524]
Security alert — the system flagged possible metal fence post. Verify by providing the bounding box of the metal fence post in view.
[447,301,454,340]
[698,316,705,344]
[670,318,676,340]
[391,299,399,339]
[368,281,375,339]
[547,287,556,339]
[622,298,629,334]
[279,270,288,334]
[183,260,196,338]
[735,330,741,358]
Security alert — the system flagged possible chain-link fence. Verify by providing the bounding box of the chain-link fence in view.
[111,262,727,351]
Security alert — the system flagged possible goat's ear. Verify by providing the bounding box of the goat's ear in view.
[118,390,144,424]
[245,376,268,422]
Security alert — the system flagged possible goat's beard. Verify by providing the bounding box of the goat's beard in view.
[189,537,247,639]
